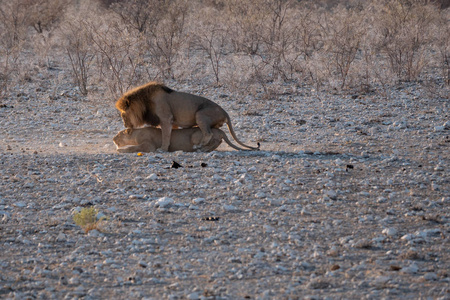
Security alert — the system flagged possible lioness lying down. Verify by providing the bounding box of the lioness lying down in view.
[113,127,249,153]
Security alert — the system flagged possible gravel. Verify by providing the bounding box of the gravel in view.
[0,75,449,299]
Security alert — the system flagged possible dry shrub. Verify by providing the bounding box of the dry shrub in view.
[110,0,158,33]
[375,0,439,82]
[191,8,231,85]
[88,15,147,99]
[62,19,95,96]
[111,0,189,80]
[73,207,108,233]
[433,8,450,85]
[224,0,303,94]
[0,2,28,98]
[25,0,69,34]
[1,0,448,99]
[145,0,188,80]
[320,6,367,89]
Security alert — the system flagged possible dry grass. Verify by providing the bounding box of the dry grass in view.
[0,0,448,99]
[73,207,107,233]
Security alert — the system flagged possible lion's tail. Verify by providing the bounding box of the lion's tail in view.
[219,130,250,151]
[225,114,260,150]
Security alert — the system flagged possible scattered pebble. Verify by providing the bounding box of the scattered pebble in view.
[1,76,448,299]
[155,197,174,208]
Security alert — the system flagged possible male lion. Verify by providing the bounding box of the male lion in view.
[113,127,249,153]
[115,82,259,152]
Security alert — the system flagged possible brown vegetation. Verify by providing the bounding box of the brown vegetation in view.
[0,0,448,99]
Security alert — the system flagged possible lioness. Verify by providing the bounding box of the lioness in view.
[115,82,259,152]
[113,127,250,153]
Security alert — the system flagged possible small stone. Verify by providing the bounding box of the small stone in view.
[88,230,102,237]
[255,192,266,198]
[330,264,340,271]
[56,233,67,242]
[323,189,337,200]
[401,234,414,241]
[401,263,419,274]
[390,265,402,271]
[155,197,174,208]
[146,174,158,180]
[223,204,238,212]
[382,227,398,236]
[187,292,200,300]
[423,272,438,281]
[69,277,80,285]
[171,161,183,168]
[327,246,339,257]
[138,261,148,268]
[192,198,205,204]
[415,228,441,238]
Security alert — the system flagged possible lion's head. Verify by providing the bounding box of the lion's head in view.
[115,82,171,129]
[115,96,148,129]
[113,128,137,148]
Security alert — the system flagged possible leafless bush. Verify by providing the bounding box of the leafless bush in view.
[2,0,449,99]
[89,18,146,98]
[145,0,188,79]
[110,0,163,33]
[376,0,438,82]
[224,0,304,94]
[320,6,367,89]
[25,0,69,34]
[62,19,95,96]
[226,0,265,55]
[191,8,231,85]
[0,1,28,98]
[433,8,450,85]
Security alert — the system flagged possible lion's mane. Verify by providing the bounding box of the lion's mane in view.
[115,82,174,128]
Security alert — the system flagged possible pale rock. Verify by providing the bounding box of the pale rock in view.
[401,234,414,241]
[255,192,266,198]
[56,233,67,242]
[146,173,158,180]
[415,228,441,238]
[192,198,205,204]
[69,277,80,285]
[443,121,450,129]
[155,197,174,208]
[223,204,238,212]
[401,263,419,274]
[382,227,398,236]
[187,292,200,300]
[323,189,337,200]
[423,272,438,281]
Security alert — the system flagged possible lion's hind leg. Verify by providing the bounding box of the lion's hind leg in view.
[195,107,225,148]
[195,120,214,148]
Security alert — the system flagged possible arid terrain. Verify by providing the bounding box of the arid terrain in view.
[1,74,449,299]
[1,0,449,299]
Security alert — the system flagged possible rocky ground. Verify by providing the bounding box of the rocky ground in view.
[0,73,449,299]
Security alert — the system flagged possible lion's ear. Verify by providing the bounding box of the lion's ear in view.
[124,99,130,110]
[116,97,130,112]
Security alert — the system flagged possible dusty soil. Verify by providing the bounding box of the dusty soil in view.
[0,76,449,299]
